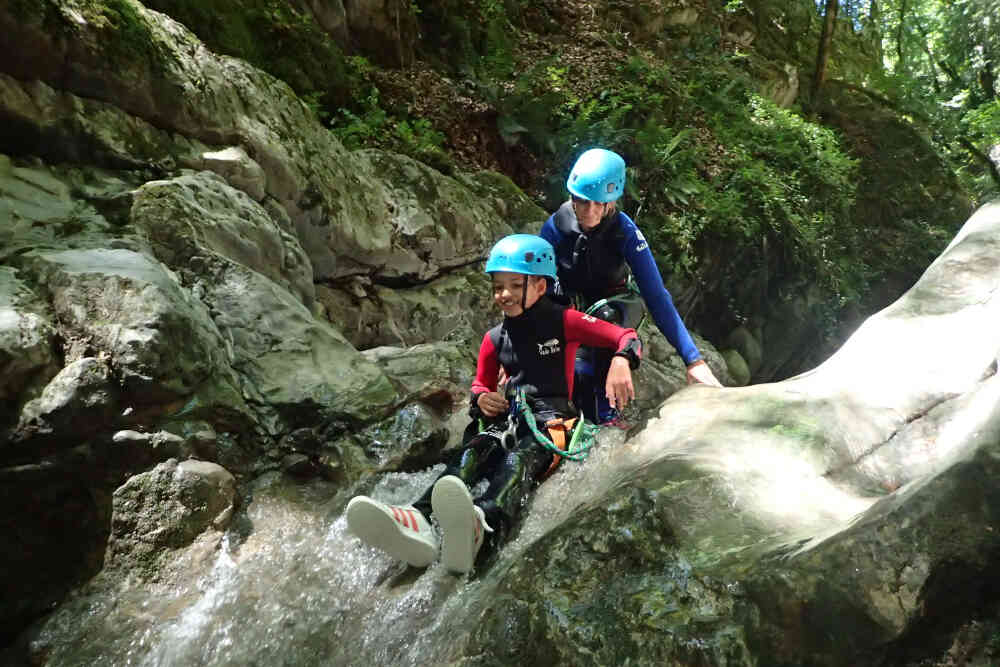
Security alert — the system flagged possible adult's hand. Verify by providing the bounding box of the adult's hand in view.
[477,391,509,417]
[605,356,635,411]
[686,360,723,387]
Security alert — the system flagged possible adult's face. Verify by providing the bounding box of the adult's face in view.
[572,196,610,232]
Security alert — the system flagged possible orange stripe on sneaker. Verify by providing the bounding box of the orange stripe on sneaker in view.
[405,510,418,531]
[392,506,408,529]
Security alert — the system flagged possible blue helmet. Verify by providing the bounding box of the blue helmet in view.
[566,148,626,203]
[485,234,557,279]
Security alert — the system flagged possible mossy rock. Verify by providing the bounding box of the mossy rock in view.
[141,0,355,107]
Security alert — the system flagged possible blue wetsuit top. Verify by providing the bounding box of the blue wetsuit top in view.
[540,201,701,365]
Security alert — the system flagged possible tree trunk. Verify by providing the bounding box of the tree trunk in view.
[959,137,1000,191]
[812,0,840,100]
[980,62,997,100]
[895,0,908,73]
[868,0,883,63]
[915,22,942,94]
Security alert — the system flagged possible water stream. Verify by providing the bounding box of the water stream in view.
[26,430,631,666]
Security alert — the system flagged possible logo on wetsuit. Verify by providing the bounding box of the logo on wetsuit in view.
[635,229,649,252]
[537,338,561,356]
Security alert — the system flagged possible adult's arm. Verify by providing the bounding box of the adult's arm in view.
[619,216,701,365]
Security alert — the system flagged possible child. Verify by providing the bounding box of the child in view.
[346,234,642,574]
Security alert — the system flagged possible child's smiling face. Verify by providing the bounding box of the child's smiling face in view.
[492,272,546,317]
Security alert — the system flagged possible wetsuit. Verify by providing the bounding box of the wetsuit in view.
[540,201,701,420]
[414,295,640,559]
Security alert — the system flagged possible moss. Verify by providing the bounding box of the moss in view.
[71,0,165,70]
[141,0,356,108]
[8,0,49,23]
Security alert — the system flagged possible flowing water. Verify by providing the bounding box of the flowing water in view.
[23,430,632,666]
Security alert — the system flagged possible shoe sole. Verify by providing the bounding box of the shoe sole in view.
[431,476,477,574]
[346,497,436,567]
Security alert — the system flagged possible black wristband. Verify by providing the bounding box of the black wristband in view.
[614,338,642,370]
[468,391,485,419]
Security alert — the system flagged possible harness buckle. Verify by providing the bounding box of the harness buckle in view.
[501,412,518,450]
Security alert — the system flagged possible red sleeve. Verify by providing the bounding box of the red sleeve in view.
[471,332,500,395]
[563,309,642,357]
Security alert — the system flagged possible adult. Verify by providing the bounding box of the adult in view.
[540,147,721,424]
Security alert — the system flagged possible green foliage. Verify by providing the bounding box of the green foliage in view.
[713,95,862,299]
[479,43,864,330]
[330,58,450,172]
[414,0,527,77]
[962,100,1000,187]
[875,0,999,201]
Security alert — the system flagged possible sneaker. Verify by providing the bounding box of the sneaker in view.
[431,475,493,574]
[345,496,438,567]
[602,416,631,430]
[600,410,631,430]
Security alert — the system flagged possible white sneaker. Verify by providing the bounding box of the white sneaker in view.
[346,496,438,567]
[431,475,493,574]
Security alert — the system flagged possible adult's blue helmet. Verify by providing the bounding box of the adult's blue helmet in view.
[566,148,626,203]
[485,234,557,279]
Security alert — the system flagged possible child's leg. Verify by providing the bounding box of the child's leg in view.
[413,432,505,517]
[476,436,552,545]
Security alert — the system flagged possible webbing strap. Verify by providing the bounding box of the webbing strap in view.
[542,417,576,478]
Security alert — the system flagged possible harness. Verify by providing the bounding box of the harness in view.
[579,274,647,330]
[474,387,601,477]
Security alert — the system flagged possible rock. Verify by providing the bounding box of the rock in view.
[106,459,237,573]
[131,170,315,307]
[721,348,751,386]
[342,0,419,67]
[299,0,349,46]
[358,402,449,470]
[198,146,267,201]
[756,284,824,380]
[26,247,229,403]
[316,268,493,350]
[0,5,533,289]
[0,266,57,413]
[112,429,187,463]
[760,62,800,108]
[343,149,520,283]
[13,357,119,452]
[202,262,399,424]
[362,341,475,409]
[0,151,125,259]
[282,452,315,477]
[725,324,763,376]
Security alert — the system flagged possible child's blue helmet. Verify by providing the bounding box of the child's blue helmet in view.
[485,234,557,279]
[566,148,626,203]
